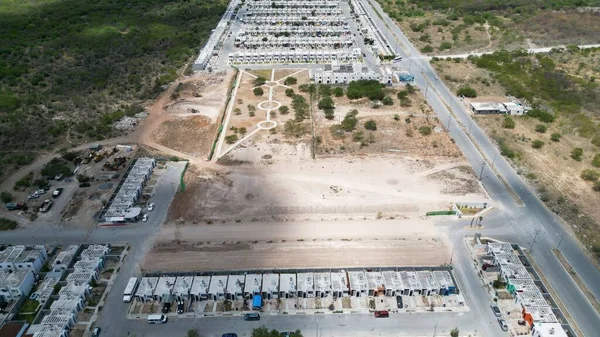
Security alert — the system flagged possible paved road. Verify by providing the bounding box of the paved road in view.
[361,0,600,334]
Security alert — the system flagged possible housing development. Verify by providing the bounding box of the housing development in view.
[1,1,600,337]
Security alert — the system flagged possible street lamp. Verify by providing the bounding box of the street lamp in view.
[556,233,565,250]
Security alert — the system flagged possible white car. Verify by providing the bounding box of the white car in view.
[148,203,155,211]
[142,214,149,222]
[37,189,46,194]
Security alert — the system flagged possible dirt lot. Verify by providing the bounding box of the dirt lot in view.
[143,236,449,272]
[154,116,216,157]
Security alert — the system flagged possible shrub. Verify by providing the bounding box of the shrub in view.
[594,181,600,192]
[571,148,584,161]
[254,76,267,86]
[253,87,264,96]
[292,95,310,121]
[352,131,364,142]
[283,77,297,85]
[323,109,335,120]
[239,127,247,136]
[41,158,71,178]
[247,104,256,112]
[528,109,555,123]
[502,117,515,129]
[382,96,394,105]
[340,109,359,132]
[278,106,289,115]
[318,85,331,97]
[400,97,412,107]
[283,120,310,138]
[298,84,310,93]
[225,135,238,144]
[346,80,385,101]
[456,86,477,97]
[535,124,547,133]
[285,88,295,97]
[318,97,335,110]
[419,126,432,136]
[439,42,452,50]
[397,91,408,99]
[405,84,415,94]
[0,217,18,231]
[421,45,433,53]
[592,154,600,168]
[364,120,377,130]
[0,191,13,203]
[333,87,344,97]
[581,169,600,181]
[550,133,561,142]
[531,140,544,149]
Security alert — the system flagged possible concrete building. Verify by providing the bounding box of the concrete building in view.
[208,275,227,301]
[279,273,296,299]
[261,273,279,299]
[531,323,568,337]
[244,274,262,298]
[492,253,521,266]
[522,305,558,327]
[330,272,349,298]
[402,271,422,296]
[51,245,80,272]
[486,242,515,255]
[135,277,159,302]
[366,272,384,296]
[0,245,47,274]
[58,282,90,300]
[314,273,332,298]
[499,264,530,282]
[470,102,508,115]
[32,325,68,337]
[49,298,84,314]
[507,278,538,295]
[503,102,525,115]
[190,276,211,301]
[0,270,35,301]
[173,276,194,301]
[417,271,439,296]
[40,310,75,330]
[34,272,62,305]
[310,63,380,84]
[515,291,549,308]
[382,271,402,296]
[226,275,245,300]
[65,270,96,284]
[348,271,367,297]
[433,270,456,295]
[153,277,175,302]
[296,273,314,298]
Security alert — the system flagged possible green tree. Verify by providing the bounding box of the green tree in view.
[239,127,247,136]
[550,132,561,142]
[318,85,331,97]
[581,169,600,181]
[285,89,295,97]
[225,134,238,144]
[318,96,335,110]
[333,87,344,97]
[450,328,459,337]
[364,120,377,130]
[278,106,289,115]
[187,329,200,337]
[0,191,13,203]
[456,86,477,97]
[592,154,600,168]
[253,87,264,96]
[502,117,515,129]
[254,76,267,86]
[298,84,310,93]
[419,126,432,136]
[382,96,394,105]
[324,109,335,120]
[283,77,297,85]
[421,45,433,53]
[571,148,584,161]
[532,139,544,149]
[405,83,416,94]
[535,124,547,133]
[341,109,359,132]
[248,104,256,112]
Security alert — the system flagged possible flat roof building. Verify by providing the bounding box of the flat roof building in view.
[330,272,349,298]
[153,277,175,301]
[470,102,508,115]
[366,272,384,296]
[261,273,279,299]
[532,323,568,337]
[0,269,35,301]
[348,271,367,297]
[297,273,314,298]
[314,272,332,298]
[135,277,158,302]
[173,276,194,300]
[190,276,211,301]
[52,245,80,271]
[244,274,262,297]
[59,282,90,300]
[208,275,228,301]
[226,275,245,300]
[279,273,296,299]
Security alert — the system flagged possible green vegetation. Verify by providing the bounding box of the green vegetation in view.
[419,126,432,136]
[318,85,331,97]
[450,328,459,337]
[292,95,310,121]
[550,132,561,142]
[283,77,297,85]
[421,45,433,53]
[225,135,238,144]
[340,109,359,132]
[0,191,13,203]
[426,210,456,216]
[285,88,295,97]
[364,120,377,131]
[0,0,227,179]
[252,327,302,337]
[535,124,547,133]
[456,86,477,98]
[581,169,600,181]
[592,154,600,168]
[318,96,335,120]
[531,139,544,149]
[20,299,39,313]
[254,76,267,86]
[41,158,73,178]
[333,87,344,97]
[278,106,289,115]
[186,329,200,337]
[382,96,394,105]
[14,172,33,191]
[346,80,385,101]
[528,109,555,123]
[0,217,18,230]
[571,148,584,161]
[253,87,264,96]
[283,120,310,138]
[502,117,515,129]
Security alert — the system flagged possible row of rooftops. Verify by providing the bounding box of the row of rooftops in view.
[104,158,156,220]
[236,36,353,44]
[244,8,341,15]
[0,245,47,270]
[246,1,340,8]
[241,16,346,24]
[194,0,237,69]
[137,269,455,298]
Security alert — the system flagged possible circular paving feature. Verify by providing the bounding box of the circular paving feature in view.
[257,121,277,130]
[257,100,281,111]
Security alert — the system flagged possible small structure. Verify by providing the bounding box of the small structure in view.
[417,271,438,296]
[381,271,402,296]
[515,291,549,308]
[402,271,422,296]
[0,270,35,301]
[279,273,296,299]
[433,270,456,295]
[261,273,279,300]
[348,271,367,297]
[32,325,69,337]
[314,272,332,298]
[135,277,159,302]
[486,242,515,255]
[40,309,76,330]
[503,102,525,115]
[470,102,508,115]
[50,298,84,314]
[173,276,194,301]
[190,276,211,301]
[226,275,245,300]
[506,278,538,295]
[522,305,558,327]
[296,273,314,298]
[154,277,175,302]
[366,272,384,296]
[59,282,90,300]
[330,272,349,298]
[208,275,228,301]
[0,245,48,274]
[52,245,80,271]
[531,323,568,337]
[244,274,262,298]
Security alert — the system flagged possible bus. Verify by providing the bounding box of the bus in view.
[392,56,403,63]
[123,277,139,303]
[147,314,168,324]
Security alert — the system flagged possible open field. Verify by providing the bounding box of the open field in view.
[375,0,600,55]
[434,48,600,258]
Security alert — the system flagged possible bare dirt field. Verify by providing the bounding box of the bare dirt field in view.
[431,59,506,98]
[143,237,449,272]
[154,115,216,158]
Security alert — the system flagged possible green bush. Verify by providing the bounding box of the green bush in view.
[340,110,359,132]
[253,87,264,96]
[502,117,515,129]
[285,89,295,97]
[283,77,297,85]
[278,106,289,115]
[382,96,394,105]
[550,133,562,142]
[581,169,600,181]
[571,148,584,161]
[535,124,547,133]
[318,97,334,110]
[592,154,600,168]
[456,86,477,97]
[527,109,555,123]
[225,135,238,144]
[0,191,13,203]
[318,85,331,97]
[346,80,385,101]
[594,181,600,192]
[254,76,267,86]
[352,131,364,142]
[41,158,72,178]
[283,121,310,138]
[364,120,377,130]
[0,217,18,231]
[420,45,434,53]
[292,95,310,121]
[439,41,452,50]
[419,126,432,136]
[333,87,344,97]
[531,139,545,149]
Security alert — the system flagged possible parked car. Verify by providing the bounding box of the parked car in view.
[55,174,64,181]
[374,310,389,318]
[142,214,149,222]
[177,300,184,314]
[491,304,501,317]
[28,192,39,200]
[497,318,508,331]
[162,302,171,313]
[92,327,101,337]
[52,188,64,198]
[396,295,403,309]
[148,203,155,211]
[244,313,260,321]
[222,334,238,337]
[37,189,46,194]
[79,182,91,187]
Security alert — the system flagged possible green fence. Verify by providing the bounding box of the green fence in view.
[425,210,456,216]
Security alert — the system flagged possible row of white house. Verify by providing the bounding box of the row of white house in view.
[29,245,110,337]
[238,26,351,37]
[245,8,340,16]
[0,245,48,274]
[485,243,568,337]
[240,16,347,25]
[246,0,340,9]
[235,36,355,49]
[228,48,362,64]
[135,269,457,302]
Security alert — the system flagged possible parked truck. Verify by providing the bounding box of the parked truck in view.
[123,277,139,303]
[39,199,53,213]
[252,294,262,310]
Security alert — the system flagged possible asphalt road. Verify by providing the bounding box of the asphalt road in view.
[361,0,600,334]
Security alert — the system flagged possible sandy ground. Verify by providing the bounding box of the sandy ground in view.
[153,115,216,158]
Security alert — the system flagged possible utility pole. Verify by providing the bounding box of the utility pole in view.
[529,229,541,252]
[447,115,452,132]
[557,234,565,250]
[478,162,486,181]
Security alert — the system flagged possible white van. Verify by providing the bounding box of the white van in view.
[147,314,168,324]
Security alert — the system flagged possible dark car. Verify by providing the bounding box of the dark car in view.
[162,302,171,313]
[222,334,238,337]
[396,295,403,309]
[79,182,91,187]
[374,310,389,318]
[92,327,101,337]
[244,313,260,321]
[177,300,184,314]
[491,304,501,317]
